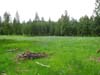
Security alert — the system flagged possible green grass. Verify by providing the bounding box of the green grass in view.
[0,35,100,75]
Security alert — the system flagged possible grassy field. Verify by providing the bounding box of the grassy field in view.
[0,36,100,75]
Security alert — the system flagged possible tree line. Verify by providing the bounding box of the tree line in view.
[0,0,100,36]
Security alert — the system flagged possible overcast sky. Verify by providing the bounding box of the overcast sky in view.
[0,0,95,21]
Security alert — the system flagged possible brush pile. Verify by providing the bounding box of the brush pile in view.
[17,50,48,60]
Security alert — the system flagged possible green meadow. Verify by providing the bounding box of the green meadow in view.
[0,36,100,75]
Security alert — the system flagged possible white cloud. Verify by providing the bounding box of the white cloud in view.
[0,0,95,21]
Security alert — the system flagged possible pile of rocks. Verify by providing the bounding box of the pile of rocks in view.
[17,51,48,60]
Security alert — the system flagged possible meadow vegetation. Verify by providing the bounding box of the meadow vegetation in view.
[0,36,100,75]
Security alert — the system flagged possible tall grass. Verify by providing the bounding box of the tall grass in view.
[0,36,100,75]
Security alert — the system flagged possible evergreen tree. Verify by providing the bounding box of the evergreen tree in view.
[94,0,100,35]
[3,12,11,35]
[0,16,2,34]
[13,11,21,35]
